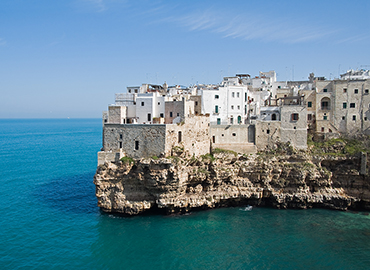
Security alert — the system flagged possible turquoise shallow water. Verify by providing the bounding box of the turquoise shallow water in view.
[1,119,370,270]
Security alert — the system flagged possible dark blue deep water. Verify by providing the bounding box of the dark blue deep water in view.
[1,119,370,269]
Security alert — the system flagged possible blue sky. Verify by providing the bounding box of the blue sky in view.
[1,0,369,118]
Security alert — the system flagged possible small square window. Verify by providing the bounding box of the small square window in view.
[158,102,160,105]
[308,101,312,108]
[342,116,345,120]
[141,102,144,106]
[323,88,328,92]
[266,129,270,134]
[323,116,327,120]
[365,89,369,94]
[354,89,358,94]
[215,95,219,99]
[232,92,235,98]
[353,115,356,121]
[365,117,368,121]
[343,88,347,93]
[291,113,299,121]
[350,103,355,108]
[237,92,240,98]
[321,127,325,132]
[160,113,164,118]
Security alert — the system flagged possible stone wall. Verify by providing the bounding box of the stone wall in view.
[210,125,256,154]
[103,124,167,159]
[280,105,307,149]
[108,105,126,124]
[255,121,281,150]
[165,115,210,157]
[165,100,184,124]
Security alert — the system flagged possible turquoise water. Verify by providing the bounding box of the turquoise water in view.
[1,119,370,270]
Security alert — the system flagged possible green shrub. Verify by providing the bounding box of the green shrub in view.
[212,148,237,157]
[120,156,135,165]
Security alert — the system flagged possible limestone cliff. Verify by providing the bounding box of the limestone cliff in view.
[94,145,370,215]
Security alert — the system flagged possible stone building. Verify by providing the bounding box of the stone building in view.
[255,96,307,150]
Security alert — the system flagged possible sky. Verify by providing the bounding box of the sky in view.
[1,0,370,118]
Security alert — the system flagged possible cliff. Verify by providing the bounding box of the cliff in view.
[94,141,370,215]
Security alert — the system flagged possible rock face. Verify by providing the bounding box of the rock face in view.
[94,151,370,215]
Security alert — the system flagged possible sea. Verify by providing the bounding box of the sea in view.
[1,118,370,270]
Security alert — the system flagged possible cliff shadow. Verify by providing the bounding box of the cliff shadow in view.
[33,172,99,215]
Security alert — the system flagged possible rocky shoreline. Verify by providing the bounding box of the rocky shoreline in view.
[94,144,370,215]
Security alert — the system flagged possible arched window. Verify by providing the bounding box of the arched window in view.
[321,97,331,110]
[271,113,277,121]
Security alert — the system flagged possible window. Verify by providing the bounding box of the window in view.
[120,134,123,139]
[353,115,356,121]
[342,116,345,120]
[170,112,173,117]
[237,105,240,110]
[308,101,312,108]
[245,105,248,114]
[343,88,347,93]
[321,100,330,110]
[245,93,248,101]
[237,115,241,124]
[232,133,236,136]
[230,117,234,124]
[321,127,324,132]
[177,113,179,117]
[147,113,151,122]
[135,141,139,150]
[119,142,122,148]
[160,113,164,118]
[355,89,358,94]
[323,115,327,120]
[323,88,327,92]
[266,129,270,134]
[158,102,160,105]
[350,103,355,108]
[141,102,144,106]
[232,92,235,98]
[291,113,299,121]
[135,89,138,93]
[343,103,347,109]
[308,114,312,121]
[178,131,182,143]
[231,105,234,110]
[365,117,368,121]
[237,92,240,98]
[217,118,221,125]
[366,89,369,94]
[212,136,215,143]
[195,101,198,106]
[272,114,277,121]
[215,105,219,114]
[215,95,219,99]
